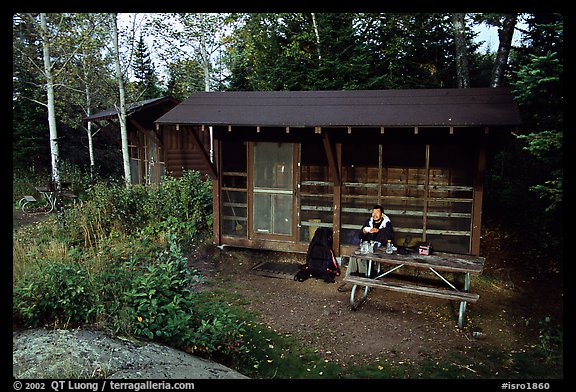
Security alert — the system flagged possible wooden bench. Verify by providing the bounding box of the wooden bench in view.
[343,251,485,328]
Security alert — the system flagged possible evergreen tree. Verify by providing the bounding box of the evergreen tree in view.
[133,35,164,100]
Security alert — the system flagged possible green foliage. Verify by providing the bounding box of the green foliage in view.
[58,170,212,247]
[131,35,165,100]
[515,131,562,213]
[226,13,457,91]
[13,259,98,327]
[126,238,197,344]
[144,170,213,243]
[125,237,249,361]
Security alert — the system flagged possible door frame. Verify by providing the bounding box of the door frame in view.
[247,141,299,242]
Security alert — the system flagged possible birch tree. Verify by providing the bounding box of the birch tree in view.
[13,13,99,190]
[53,14,114,181]
[310,13,322,64]
[110,13,131,186]
[490,13,518,87]
[452,13,470,88]
[39,13,61,189]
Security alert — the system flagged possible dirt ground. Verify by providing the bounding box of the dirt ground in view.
[188,219,563,372]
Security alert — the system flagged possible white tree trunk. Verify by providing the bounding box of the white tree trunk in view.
[311,13,322,63]
[40,13,61,190]
[87,120,95,177]
[199,13,214,162]
[491,14,517,88]
[452,13,470,88]
[82,49,96,179]
[111,13,132,186]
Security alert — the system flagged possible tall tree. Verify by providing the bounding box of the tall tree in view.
[13,15,49,172]
[133,35,164,100]
[452,13,470,88]
[146,13,231,161]
[490,13,518,87]
[54,14,116,180]
[110,13,131,186]
[146,13,230,92]
[165,58,204,101]
[39,13,62,189]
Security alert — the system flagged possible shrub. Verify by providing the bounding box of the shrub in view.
[13,260,98,327]
[60,170,212,248]
[125,236,248,361]
[145,170,213,244]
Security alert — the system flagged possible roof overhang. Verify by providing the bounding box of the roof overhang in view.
[84,96,180,123]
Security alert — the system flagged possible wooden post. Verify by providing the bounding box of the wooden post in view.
[422,144,430,241]
[333,143,342,256]
[212,137,222,246]
[471,135,487,255]
[322,131,341,186]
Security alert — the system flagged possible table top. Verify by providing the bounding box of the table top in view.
[350,250,485,274]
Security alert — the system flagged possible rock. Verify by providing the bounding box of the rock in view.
[13,328,249,379]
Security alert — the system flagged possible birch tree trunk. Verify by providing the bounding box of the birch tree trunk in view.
[198,13,214,162]
[111,13,132,186]
[311,13,322,64]
[491,13,517,88]
[39,13,61,190]
[82,54,96,180]
[452,13,470,88]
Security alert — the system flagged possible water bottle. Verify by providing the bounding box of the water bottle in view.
[386,239,393,254]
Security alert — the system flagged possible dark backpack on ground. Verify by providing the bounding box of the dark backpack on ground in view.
[294,227,341,283]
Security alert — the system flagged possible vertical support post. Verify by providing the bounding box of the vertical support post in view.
[212,136,222,246]
[422,144,430,241]
[378,144,382,204]
[458,272,471,329]
[471,134,487,255]
[333,143,342,256]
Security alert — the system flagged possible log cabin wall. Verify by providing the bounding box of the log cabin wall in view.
[215,126,486,256]
[163,125,212,180]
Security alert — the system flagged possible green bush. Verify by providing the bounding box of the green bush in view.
[145,170,213,244]
[13,170,248,367]
[126,238,196,344]
[13,260,98,327]
[60,170,212,247]
[125,236,248,361]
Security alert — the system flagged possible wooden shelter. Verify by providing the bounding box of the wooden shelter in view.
[155,88,521,256]
[85,96,212,184]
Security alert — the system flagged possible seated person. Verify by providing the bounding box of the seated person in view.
[359,204,394,246]
[341,205,395,281]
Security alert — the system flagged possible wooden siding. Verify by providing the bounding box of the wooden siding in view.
[163,125,212,179]
[216,126,486,256]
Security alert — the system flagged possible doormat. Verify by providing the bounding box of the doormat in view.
[250,261,301,279]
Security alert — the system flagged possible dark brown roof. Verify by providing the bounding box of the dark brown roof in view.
[84,96,180,122]
[155,88,521,128]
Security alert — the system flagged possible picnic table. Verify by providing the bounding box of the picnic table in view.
[19,181,81,214]
[342,249,485,328]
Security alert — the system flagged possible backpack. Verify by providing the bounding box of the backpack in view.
[294,227,341,283]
